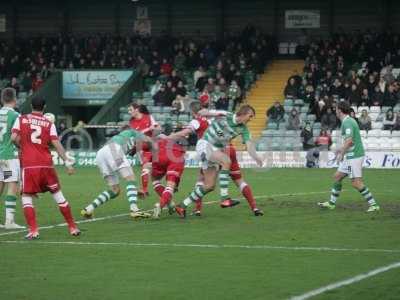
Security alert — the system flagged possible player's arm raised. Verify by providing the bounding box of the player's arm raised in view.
[198,109,227,118]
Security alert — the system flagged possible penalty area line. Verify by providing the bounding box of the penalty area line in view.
[0,240,400,254]
[289,261,400,300]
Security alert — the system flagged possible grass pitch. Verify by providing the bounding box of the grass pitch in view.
[1,167,400,300]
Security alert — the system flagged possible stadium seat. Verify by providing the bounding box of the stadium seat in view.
[261,130,274,137]
[367,130,380,137]
[306,114,316,122]
[381,130,391,138]
[313,122,321,129]
[391,131,400,138]
[300,106,309,113]
[285,130,297,137]
[360,130,367,137]
[370,106,381,113]
[267,122,278,130]
[381,106,391,113]
[371,122,383,130]
[376,113,384,122]
[294,99,304,106]
[284,99,293,106]
[119,106,128,113]
[394,105,400,113]
[369,112,379,121]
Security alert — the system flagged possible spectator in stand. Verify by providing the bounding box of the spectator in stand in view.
[150,80,162,97]
[194,66,206,87]
[360,88,370,106]
[330,79,345,99]
[286,108,301,130]
[176,81,187,97]
[358,109,372,131]
[371,85,384,106]
[228,80,242,111]
[284,77,299,99]
[6,77,20,96]
[205,77,216,93]
[315,129,332,150]
[32,73,44,92]
[350,108,359,125]
[153,85,168,106]
[215,92,229,111]
[266,101,285,124]
[301,122,314,150]
[383,109,395,130]
[160,58,173,77]
[393,112,400,130]
[384,84,399,107]
[171,95,185,115]
[169,70,182,87]
[321,107,338,131]
[218,77,228,94]
[348,83,361,105]
[148,59,161,79]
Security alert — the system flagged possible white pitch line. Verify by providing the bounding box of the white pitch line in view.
[0,190,331,238]
[1,240,400,254]
[0,213,129,237]
[290,261,400,300]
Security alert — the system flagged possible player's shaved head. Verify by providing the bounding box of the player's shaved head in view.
[31,96,46,112]
[1,87,16,104]
[237,104,256,116]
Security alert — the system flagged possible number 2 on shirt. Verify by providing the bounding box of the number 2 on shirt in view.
[30,124,42,144]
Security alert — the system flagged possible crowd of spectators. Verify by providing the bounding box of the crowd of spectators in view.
[282,31,400,128]
[0,26,275,114]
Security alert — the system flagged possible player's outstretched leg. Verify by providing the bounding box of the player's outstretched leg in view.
[22,195,39,239]
[53,191,80,236]
[176,185,211,218]
[81,189,119,218]
[237,181,263,216]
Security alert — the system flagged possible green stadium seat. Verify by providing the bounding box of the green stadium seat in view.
[313,122,321,129]
[284,99,293,106]
[294,99,304,106]
[267,122,278,130]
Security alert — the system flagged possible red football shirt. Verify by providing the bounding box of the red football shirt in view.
[129,114,157,137]
[12,112,58,168]
[188,116,210,139]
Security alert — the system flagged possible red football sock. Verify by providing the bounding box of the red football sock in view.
[58,201,76,228]
[23,206,38,233]
[141,170,150,193]
[153,181,165,197]
[195,199,203,211]
[160,187,173,208]
[241,183,257,210]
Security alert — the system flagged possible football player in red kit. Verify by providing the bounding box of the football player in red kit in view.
[168,102,263,216]
[151,138,185,218]
[11,96,80,239]
[129,103,160,198]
